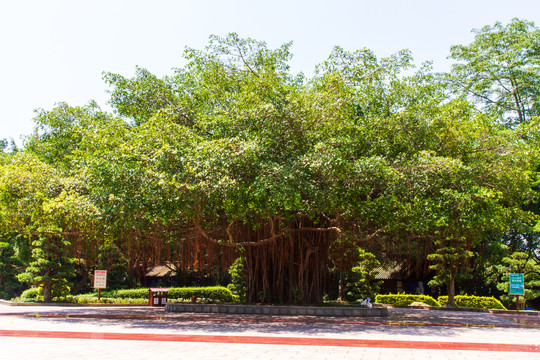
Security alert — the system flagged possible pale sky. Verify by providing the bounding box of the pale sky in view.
[2,0,540,147]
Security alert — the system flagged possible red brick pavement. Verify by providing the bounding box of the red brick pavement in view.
[1,329,539,353]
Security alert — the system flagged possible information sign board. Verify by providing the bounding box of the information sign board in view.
[94,270,107,289]
[509,273,525,296]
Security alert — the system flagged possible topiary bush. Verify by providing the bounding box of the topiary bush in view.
[437,295,506,310]
[345,249,383,301]
[375,293,441,307]
[228,256,247,302]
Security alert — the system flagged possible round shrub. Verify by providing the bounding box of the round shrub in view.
[20,288,40,301]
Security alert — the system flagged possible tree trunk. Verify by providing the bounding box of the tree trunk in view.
[509,75,526,124]
[446,274,456,307]
[244,229,331,304]
[43,283,52,302]
[337,272,344,301]
[72,268,89,295]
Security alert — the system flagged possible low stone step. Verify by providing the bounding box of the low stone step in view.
[165,303,387,317]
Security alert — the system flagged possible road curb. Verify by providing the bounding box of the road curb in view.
[381,304,540,316]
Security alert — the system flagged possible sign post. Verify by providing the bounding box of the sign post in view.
[94,270,107,300]
[509,273,525,311]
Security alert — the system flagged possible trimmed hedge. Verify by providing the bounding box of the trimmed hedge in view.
[15,286,234,304]
[375,294,441,307]
[110,288,147,299]
[111,286,234,303]
[168,287,234,302]
[54,295,148,305]
[437,295,506,310]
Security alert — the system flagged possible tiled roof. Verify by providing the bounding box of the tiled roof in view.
[373,261,412,280]
[145,263,177,277]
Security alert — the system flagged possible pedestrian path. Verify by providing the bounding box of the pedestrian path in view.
[1,304,539,359]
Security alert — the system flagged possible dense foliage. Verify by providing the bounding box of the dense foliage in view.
[1,19,539,306]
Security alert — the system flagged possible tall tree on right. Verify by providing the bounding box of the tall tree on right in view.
[445,18,540,126]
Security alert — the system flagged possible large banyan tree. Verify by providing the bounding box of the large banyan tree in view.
[94,34,534,304]
[93,34,408,303]
[7,33,536,304]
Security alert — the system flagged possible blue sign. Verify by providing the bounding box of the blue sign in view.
[509,273,525,296]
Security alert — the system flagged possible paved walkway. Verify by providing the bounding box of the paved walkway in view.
[1,304,539,359]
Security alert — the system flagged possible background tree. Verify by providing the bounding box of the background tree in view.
[443,18,540,304]
[104,67,181,126]
[445,18,540,126]
[0,235,23,299]
[96,243,129,289]
[486,251,540,308]
[349,84,537,306]
[0,154,98,301]
[25,101,112,170]
[17,234,75,302]
[0,138,18,153]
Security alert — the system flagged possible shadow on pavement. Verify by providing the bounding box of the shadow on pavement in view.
[3,305,537,339]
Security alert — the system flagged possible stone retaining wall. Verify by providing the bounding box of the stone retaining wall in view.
[165,303,387,317]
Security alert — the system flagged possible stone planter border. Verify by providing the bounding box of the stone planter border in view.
[165,303,387,317]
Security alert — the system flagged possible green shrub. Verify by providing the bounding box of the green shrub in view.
[20,288,41,301]
[437,295,506,310]
[19,284,70,301]
[49,283,71,298]
[375,293,441,307]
